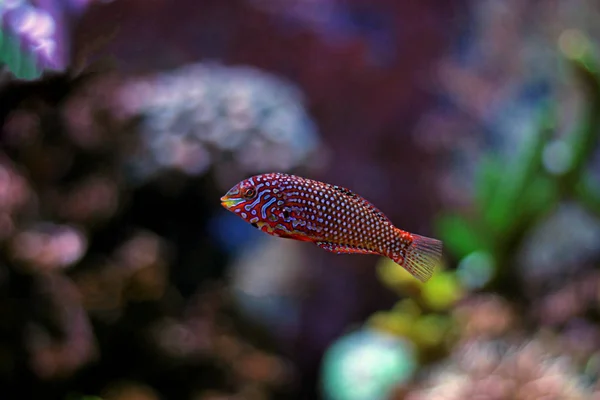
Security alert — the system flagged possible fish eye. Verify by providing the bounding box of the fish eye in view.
[242,187,256,199]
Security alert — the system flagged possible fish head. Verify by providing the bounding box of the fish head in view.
[220,174,292,234]
[220,179,256,211]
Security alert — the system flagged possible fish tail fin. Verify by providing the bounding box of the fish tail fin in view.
[392,230,442,282]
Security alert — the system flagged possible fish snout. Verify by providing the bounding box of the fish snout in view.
[220,195,244,209]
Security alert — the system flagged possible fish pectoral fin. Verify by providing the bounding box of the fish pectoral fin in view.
[315,241,379,255]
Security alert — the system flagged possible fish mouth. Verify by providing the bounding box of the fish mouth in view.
[220,195,245,209]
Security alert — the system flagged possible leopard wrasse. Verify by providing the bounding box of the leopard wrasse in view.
[220,173,442,282]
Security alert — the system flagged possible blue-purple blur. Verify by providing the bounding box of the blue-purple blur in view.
[1,0,600,399]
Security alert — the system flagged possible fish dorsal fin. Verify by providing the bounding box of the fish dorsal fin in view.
[332,185,392,225]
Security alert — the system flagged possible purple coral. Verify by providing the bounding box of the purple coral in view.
[0,0,60,79]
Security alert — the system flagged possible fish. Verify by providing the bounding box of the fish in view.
[220,173,442,282]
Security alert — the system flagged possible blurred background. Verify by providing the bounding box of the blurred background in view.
[1,0,600,399]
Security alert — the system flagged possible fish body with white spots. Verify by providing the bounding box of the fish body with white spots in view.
[220,173,442,282]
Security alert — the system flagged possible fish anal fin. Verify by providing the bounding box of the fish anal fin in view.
[316,241,379,255]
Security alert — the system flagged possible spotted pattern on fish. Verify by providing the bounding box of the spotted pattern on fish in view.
[220,173,442,282]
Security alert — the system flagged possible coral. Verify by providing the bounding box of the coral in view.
[117,63,321,185]
[0,0,59,79]
[0,65,301,398]
[405,338,594,400]
[321,328,417,400]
